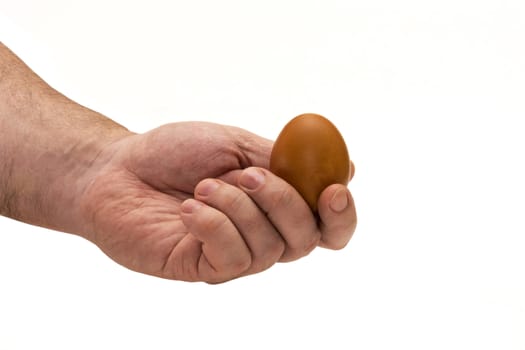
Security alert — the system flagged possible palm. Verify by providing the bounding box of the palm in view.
[80,122,271,281]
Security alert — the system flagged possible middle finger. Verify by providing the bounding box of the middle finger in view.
[237,167,321,262]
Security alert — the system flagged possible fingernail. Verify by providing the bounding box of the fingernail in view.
[239,167,265,191]
[196,180,220,197]
[330,189,348,213]
[181,199,203,214]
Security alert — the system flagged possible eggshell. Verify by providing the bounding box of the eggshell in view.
[270,113,350,213]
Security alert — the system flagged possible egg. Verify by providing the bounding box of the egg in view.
[270,113,351,213]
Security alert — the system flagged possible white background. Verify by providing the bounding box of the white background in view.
[1,1,524,349]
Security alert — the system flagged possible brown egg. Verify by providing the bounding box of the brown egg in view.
[270,113,351,213]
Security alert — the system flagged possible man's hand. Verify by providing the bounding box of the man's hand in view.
[77,122,357,283]
[1,42,356,283]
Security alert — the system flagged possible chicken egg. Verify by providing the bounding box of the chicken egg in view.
[270,113,351,213]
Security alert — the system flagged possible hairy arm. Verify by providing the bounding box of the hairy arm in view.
[0,42,132,232]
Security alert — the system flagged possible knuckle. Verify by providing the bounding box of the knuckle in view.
[332,240,349,250]
[280,248,303,262]
[321,239,347,251]
[202,253,251,284]
[322,231,353,250]
[254,238,286,270]
[280,231,320,262]
[304,233,321,254]
[271,238,286,259]
[230,256,252,275]
[198,209,228,233]
[319,216,356,250]
[267,186,295,215]
[210,255,250,282]
[224,189,248,213]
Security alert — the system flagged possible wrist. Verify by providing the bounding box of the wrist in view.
[1,92,133,234]
[42,108,135,236]
[0,42,134,235]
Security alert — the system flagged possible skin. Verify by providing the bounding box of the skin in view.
[0,42,357,283]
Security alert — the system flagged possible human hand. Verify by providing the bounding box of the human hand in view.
[78,122,357,283]
[0,43,355,283]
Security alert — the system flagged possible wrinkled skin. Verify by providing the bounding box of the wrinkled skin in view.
[79,122,357,283]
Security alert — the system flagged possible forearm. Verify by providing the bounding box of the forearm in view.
[0,42,132,233]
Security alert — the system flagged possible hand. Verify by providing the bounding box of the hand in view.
[78,122,357,283]
[0,43,356,283]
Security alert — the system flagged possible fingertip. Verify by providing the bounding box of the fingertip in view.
[180,198,204,215]
[238,167,266,191]
[180,199,202,233]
